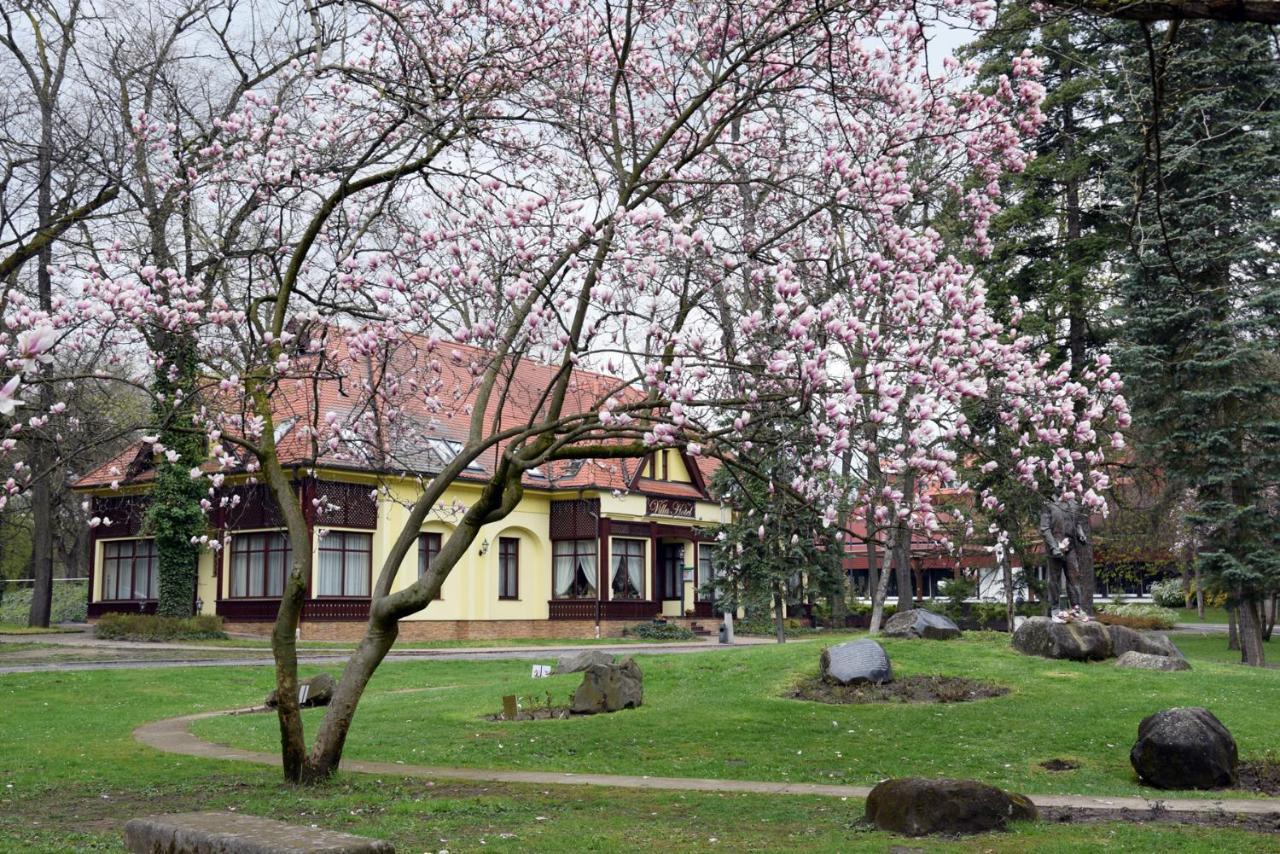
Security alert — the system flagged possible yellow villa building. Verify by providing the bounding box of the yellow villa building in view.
[73,342,728,640]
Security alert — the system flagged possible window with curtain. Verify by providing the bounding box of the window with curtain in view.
[419,532,442,577]
[611,538,645,600]
[101,538,158,600]
[697,543,717,602]
[317,530,372,597]
[498,537,519,599]
[552,539,596,599]
[229,531,290,598]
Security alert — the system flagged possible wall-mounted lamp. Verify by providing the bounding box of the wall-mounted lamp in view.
[479,538,490,556]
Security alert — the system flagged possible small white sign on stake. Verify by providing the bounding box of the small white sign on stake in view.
[298,683,311,705]
[530,664,551,679]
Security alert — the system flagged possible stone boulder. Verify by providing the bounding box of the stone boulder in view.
[883,608,962,640]
[1011,617,1112,661]
[123,811,394,853]
[264,672,336,709]
[570,658,643,714]
[1115,651,1191,672]
[864,778,1038,836]
[821,639,892,685]
[1130,707,1238,790]
[1107,625,1183,659]
[553,649,615,675]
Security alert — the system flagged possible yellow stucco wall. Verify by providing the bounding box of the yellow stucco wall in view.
[85,470,726,623]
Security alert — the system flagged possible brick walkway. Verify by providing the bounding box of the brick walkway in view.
[134,708,1280,816]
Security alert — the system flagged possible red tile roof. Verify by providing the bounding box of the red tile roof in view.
[74,328,720,498]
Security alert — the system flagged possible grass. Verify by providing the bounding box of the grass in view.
[192,632,1280,800]
[1174,606,1231,624]
[0,623,72,635]
[4,641,1279,852]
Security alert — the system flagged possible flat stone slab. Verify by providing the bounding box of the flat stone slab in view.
[1116,650,1191,671]
[553,649,614,674]
[882,608,962,640]
[123,812,395,853]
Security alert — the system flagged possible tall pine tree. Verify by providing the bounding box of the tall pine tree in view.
[1115,21,1280,665]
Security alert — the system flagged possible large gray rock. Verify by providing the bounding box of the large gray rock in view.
[865,778,1038,836]
[821,639,892,685]
[570,658,643,714]
[1011,617,1112,661]
[1115,651,1191,672]
[1108,625,1183,659]
[883,608,962,640]
[124,811,394,853]
[265,673,336,709]
[1130,707,1238,790]
[553,649,615,674]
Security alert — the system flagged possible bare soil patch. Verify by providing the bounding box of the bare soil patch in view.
[788,674,1008,705]
[483,707,571,721]
[1040,805,1280,834]
[1237,758,1280,795]
[1040,758,1081,772]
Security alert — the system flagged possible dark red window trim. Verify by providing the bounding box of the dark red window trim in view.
[419,532,443,599]
[317,530,373,598]
[611,537,646,600]
[498,536,519,599]
[229,531,291,599]
[101,538,157,601]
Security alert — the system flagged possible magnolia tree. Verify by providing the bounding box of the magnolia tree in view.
[3,0,1129,784]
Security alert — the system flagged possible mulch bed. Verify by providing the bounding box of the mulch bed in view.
[483,707,572,721]
[1237,758,1280,795]
[788,675,1008,705]
[1040,805,1280,834]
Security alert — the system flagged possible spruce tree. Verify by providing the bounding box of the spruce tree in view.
[1114,21,1280,665]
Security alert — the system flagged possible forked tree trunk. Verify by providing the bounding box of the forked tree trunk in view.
[1226,602,1240,651]
[1236,595,1266,667]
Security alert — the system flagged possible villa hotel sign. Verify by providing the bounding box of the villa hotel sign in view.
[645,497,695,518]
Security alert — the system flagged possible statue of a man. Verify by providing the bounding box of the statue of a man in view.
[1038,498,1090,613]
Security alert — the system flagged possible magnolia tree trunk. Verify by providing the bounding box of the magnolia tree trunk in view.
[1001,553,1015,632]
[773,588,786,644]
[868,534,894,635]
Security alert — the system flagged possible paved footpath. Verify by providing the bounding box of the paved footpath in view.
[134,708,1280,817]
[0,633,770,675]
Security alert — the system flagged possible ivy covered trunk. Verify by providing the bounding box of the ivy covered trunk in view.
[146,331,206,617]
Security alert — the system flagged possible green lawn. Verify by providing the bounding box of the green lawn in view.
[0,623,74,635]
[3,633,1278,852]
[1175,606,1231,624]
[192,632,1279,800]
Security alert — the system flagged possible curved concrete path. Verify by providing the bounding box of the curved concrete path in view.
[134,708,1280,816]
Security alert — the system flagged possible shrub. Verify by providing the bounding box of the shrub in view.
[94,613,227,641]
[0,581,88,624]
[1149,578,1187,608]
[1096,602,1177,630]
[625,620,695,641]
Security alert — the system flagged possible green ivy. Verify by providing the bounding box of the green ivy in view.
[144,332,207,618]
